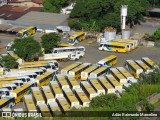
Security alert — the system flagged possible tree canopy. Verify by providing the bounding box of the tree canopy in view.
[69,0,151,31]
[41,33,61,53]
[11,37,42,62]
[0,55,18,69]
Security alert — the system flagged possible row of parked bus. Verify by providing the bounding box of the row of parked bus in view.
[61,55,117,80]
[99,39,138,53]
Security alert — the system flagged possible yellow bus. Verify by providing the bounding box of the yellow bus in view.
[106,75,122,92]
[56,97,70,113]
[116,67,134,81]
[69,63,91,79]
[99,42,130,53]
[141,57,156,69]
[62,88,79,107]
[68,32,85,45]
[66,76,80,90]
[23,95,37,112]
[135,60,153,74]
[55,75,70,89]
[0,76,31,83]
[31,87,45,106]
[57,43,72,47]
[125,60,143,78]
[0,81,11,88]
[10,82,34,103]
[74,88,90,107]
[41,86,55,104]
[34,71,54,87]
[0,97,15,110]
[108,68,127,84]
[61,62,82,75]
[50,81,63,98]
[88,79,105,95]
[97,55,117,67]
[81,65,99,80]
[16,26,37,38]
[117,38,138,49]
[48,102,61,116]
[80,81,97,100]
[0,66,3,76]
[37,103,52,117]
[98,77,115,94]
[89,66,108,78]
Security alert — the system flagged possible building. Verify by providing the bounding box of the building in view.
[8,0,43,7]
[0,0,7,6]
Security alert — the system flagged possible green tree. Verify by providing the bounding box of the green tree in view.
[68,19,82,30]
[11,37,42,62]
[41,33,61,53]
[0,55,18,69]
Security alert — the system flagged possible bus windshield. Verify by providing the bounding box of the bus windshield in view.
[16,33,23,38]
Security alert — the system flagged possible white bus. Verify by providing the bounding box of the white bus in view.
[23,95,37,112]
[37,103,52,117]
[141,57,156,69]
[125,60,143,78]
[49,81,63,98]
[74,88,90,107]
[2,84,17,91]
[55,75,70,89]
[98,77,115,94]
[62,88,79,107]
[81,65,99,80]
[61,62,82,75]
[11,80,24,87]
[80,81,97,100]
[66,75,80,90]
[69,63,91,79]
[41,86,55,104]
[135,60,153,74]
[88,79,105,95]
[56,97,70,112]
[31,87,45,106]
[117,38,138,49]
[0,88,10,98]
[89,66,108,78]
[108,68,127,84]
[106,75,122,92]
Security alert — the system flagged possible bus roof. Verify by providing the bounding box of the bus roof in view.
[41,86,54,99]
[81,81,96,94]
[106,75,121,87]
[50,81,62,94]
[35,72,52,81]
[48,102,60,111]
[61,63,81,71]
[116,67,133,78]
[24,95,36,111]
[89,79,104,90]
[74,88,90,103]
[69,63,91,73]
[82,65,98,73]
[0,98,8,105]
[32,88,44,102]
[90,67,107,74]
[70,32,85,39]
[58,43,71,47]
[141,57,155,67]
[98,77,114,89]
[37,103,50,111]
[11,83,32,94]
[56,75,68,86]
[101,42,127,46]
[109,68,126,79]
[57,97,70,111]
[104,55,117,61]
[117,38,138,42]
[0,77,17,81]
[135,60,151,70]
[126,60,143,70]
[67,76,79,86]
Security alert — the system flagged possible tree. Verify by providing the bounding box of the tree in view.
[11,37,42,62]
[0,55,18,69]
[41,33,61,53]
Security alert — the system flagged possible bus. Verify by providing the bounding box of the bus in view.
[125,60,143,78]
[16,26,37,38]
[88,79,105,95]
[37,103,52,117]
[98,77,115,94]
[68,32,85,45]
[0,76,31,83]
[106,75,122,92]
[57,43,71,47]
[31,87,45,106]
[89,66,109,78]
[10,82,34,103]
[116,67,134,81]
[99,42,130,53]
[11,80,24,87]
[135,60,153,74]
[61,62,82,75]
[97,55,117,67]
[108,68,127,84]
[2,84,17,91]
[50,81,63,98]
[56,97,70,112]
[80,81,97,100]
[0,66,3,76]
[55,75,70,89]
[41,86,55,104]
[141,57,156,69]
[48,102,61,116]
[69,63,91,79]
[66,75,80,90]
[0,88,10,98]
[0,97,15,110]
[117,38,138,49]
[62,88,79,107]
[34,71,55,87]
[23,95,37,112]
[81,65,99,80]
[74,88,90,107]
[0,81,11,88]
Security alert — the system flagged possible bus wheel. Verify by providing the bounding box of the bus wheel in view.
[116,50,118,52]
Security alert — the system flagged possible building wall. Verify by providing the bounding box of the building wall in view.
[0,0,7,6]
[8,2,43,7]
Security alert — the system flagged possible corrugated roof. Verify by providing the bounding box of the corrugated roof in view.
[9,0,43,4]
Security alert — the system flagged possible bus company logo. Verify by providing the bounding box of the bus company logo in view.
[2,112,12,117]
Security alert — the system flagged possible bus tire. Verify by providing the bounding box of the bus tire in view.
[116,50,118,52]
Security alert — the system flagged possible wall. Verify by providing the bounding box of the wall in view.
[8,2,43,7]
